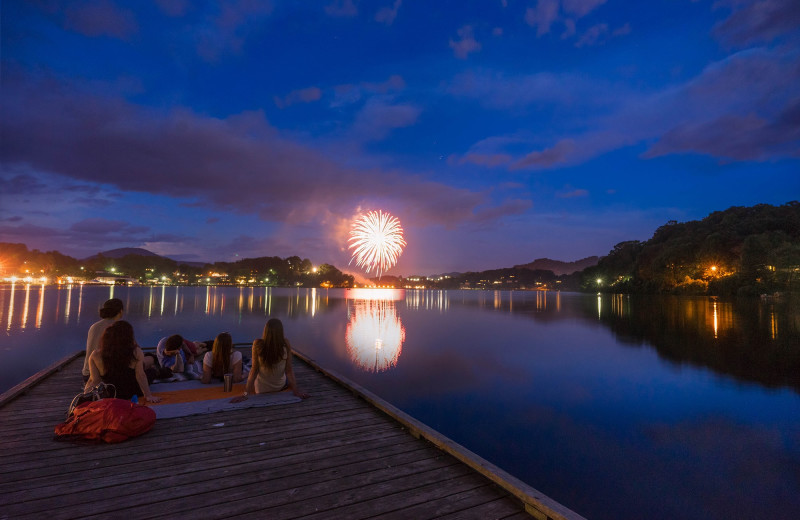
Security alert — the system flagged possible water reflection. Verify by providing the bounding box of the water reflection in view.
[345,288,406,372]
[1,286,797,391]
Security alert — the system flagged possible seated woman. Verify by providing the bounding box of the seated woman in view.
[84,320,161,403]
[201,332,246,384]
[234,318,309,402]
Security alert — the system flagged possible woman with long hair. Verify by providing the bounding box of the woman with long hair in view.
[201,332,245,384]
[84,320,161,403]
[235,318,308,401]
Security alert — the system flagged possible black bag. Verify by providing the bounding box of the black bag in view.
[66,382,116,419]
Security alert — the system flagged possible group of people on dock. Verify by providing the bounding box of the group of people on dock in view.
[82,298,309,404]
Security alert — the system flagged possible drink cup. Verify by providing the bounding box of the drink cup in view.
[223,373,233,392]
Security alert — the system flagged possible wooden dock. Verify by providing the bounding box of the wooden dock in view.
[0,351,585,520]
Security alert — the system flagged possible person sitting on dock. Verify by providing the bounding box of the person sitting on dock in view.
[84,320,161,403]
[82,298,123,383]
[201,332,246,384]
[233,318,309,402]
[156,334,202,380]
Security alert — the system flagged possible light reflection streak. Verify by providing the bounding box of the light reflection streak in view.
[597,293,602,319]
[713,301,719,339]
[345,298,405,373]
[65,285,73,324]
[148,286,154,317]
[160,285,166,316]
[21,284,31,330]
[311,288,317,317]
[174,286,180,316]
[6,283,16,331]
[36,284,45,329]
[205,286,211,314]
[770,309,778,340]
[77,284,83,324]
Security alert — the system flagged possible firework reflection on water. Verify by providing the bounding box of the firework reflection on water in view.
[345,288,405,372]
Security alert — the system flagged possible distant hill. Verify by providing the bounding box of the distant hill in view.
[83,248,162,260]
[83,248,208,267]
[514,256,600,275]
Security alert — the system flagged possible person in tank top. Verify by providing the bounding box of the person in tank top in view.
[232,318,309,402]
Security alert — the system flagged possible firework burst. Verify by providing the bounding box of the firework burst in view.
[348,210,406,278]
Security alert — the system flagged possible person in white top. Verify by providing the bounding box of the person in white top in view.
[232,318,309,403]
[201,332,245,384]
[82,298,123,382]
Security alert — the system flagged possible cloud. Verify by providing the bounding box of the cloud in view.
[449,25,482,59]
[0,73,525,243]
[460,47,800,169]
[331,75,406,107]
[525,0,560,36]
[0,219,183,257]
[512,140,577,169]
[350,98,421,141]
[713,0,800,46]
[558,187,590,198]
[375,0,402,25]
[575,23,608,47]
[562,0,607,17]
[192,1,274,61]
[325,0,358,18]
[644,98,800,160]
[448,69,619,111]
[155,0,188,17]
[613,23,631,36]
[63,0,138,40]
[274,87,323,108]
[69,217,147,235]
[459,153,513,167]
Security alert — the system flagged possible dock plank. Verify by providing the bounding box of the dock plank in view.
[0,351,586,520]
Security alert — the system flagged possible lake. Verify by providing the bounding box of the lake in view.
[1,284,798,520]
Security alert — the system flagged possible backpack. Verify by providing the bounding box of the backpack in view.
[65,382,116,419]
[54,398,156,443]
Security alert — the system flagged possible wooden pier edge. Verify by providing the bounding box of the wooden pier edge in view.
[292,349,588,520]
[0,350,84,408]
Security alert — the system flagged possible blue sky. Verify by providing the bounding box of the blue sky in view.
[1,0,798,275]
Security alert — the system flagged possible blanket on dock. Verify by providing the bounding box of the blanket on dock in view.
[149,381,300,419]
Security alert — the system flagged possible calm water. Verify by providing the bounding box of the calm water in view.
[1,284,798,520]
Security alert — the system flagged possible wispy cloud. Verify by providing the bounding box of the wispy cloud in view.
[713,0,800,46]
[455,47,800,169]
[450,25,482,59]
[274,87,323,108]
[350,98,421,141]
[63,0,138,40]
[375,0,402,25]
[325,0,358,18]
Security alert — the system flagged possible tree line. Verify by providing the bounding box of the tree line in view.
[0,244,354,288]
[580,202,800,295]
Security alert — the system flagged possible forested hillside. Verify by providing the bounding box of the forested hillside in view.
[581,202,800,295]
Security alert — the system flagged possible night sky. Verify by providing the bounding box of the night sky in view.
[1,0,798,275]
